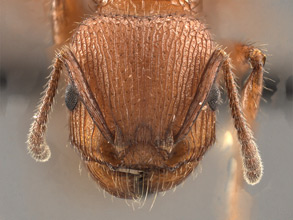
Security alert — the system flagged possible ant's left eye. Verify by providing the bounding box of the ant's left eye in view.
[65,84,78,111]
[207,84,221,111]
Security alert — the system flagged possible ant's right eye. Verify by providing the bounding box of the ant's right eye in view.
[65,84,78,111]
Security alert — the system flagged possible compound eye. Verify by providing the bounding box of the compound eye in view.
[207,84,221,111]
[65,84,78,111]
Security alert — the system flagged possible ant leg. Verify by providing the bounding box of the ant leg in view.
[51,0,84,44]
[27,50,66,162]
[240,45,266,123]
[228,44,266,124]
[222,58,263,185]
[190,0,203,14]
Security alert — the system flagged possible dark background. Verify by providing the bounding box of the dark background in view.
[1,0,292,219]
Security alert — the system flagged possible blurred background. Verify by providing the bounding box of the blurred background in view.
[0,0,292,219]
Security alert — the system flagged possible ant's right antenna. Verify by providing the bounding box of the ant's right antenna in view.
[27,51,65,162]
